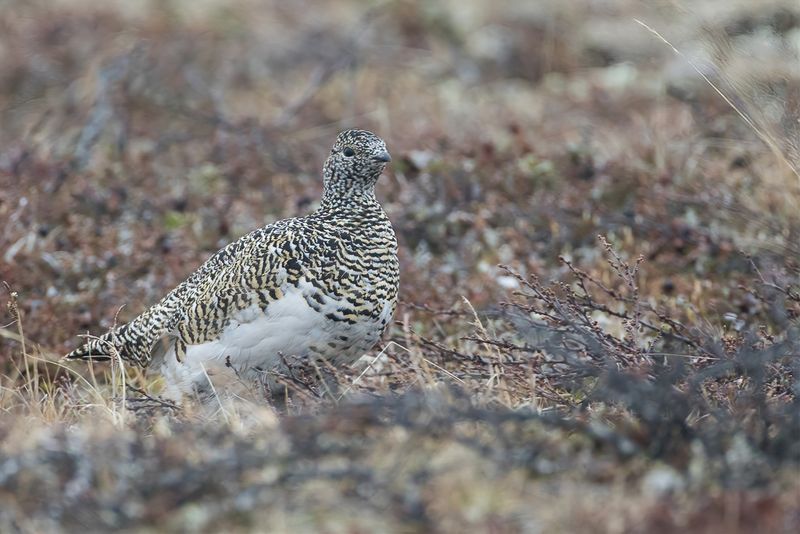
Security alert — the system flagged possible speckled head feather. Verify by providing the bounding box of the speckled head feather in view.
[323,129,391,200]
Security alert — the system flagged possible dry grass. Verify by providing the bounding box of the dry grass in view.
[2,0,800,532]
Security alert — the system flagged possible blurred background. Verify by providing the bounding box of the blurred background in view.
[1,0,799,350]
[1,1,799,531]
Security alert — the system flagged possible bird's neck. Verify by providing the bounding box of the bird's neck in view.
[318,187,382,213]
[316,175,388,228]
[319,164,382,210]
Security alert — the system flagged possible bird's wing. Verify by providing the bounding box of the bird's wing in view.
[170,221,325,352]
[63,224,284,366]
[64,216,336,367]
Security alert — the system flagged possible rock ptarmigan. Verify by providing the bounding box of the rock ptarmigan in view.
[65,129,399,402]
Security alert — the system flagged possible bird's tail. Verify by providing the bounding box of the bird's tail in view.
[64,325,127,361]
[64,275,187,366]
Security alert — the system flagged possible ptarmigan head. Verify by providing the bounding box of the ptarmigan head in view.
[323,129,391,198]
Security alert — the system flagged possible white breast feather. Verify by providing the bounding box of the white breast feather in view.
[159,280,388,400]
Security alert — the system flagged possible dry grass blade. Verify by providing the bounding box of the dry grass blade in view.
[634,17,800,183]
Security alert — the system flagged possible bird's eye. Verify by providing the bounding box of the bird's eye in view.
[342,147,355,157]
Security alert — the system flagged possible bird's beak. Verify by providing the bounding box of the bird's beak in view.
[373,150,392,163]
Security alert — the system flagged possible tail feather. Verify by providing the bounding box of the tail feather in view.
[64,277,187,366]
[64,319,172,368]
[64,327,125,361]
